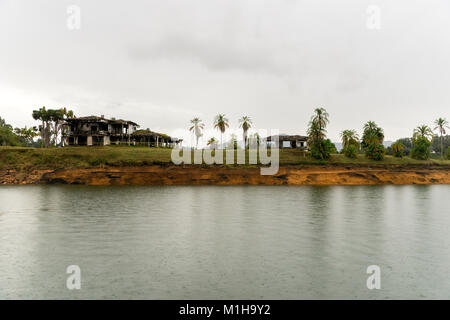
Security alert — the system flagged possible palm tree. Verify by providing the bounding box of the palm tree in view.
[207,137,218,149]
[311,107,329,133]
[239,116,252,148]
[434,118,450,159]
[362,121,384,147]
[213,114,229,148]
[413,124,433,142]
[189,117,204,149]
[391,141,405,158]
[340,129,360,150]
[307,108,330,145]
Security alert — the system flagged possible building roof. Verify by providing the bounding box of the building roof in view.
[132,129,182,142]
[266,134,308,142]
[65,116,139,126]
[66,116,109,123]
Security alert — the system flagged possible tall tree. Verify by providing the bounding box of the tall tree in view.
[434,118,450,159]
[189,117,204,149]
[361,121,385,160]
[213,114,229,148]
[48,108,66,146]
[307,108,331,159]
[340,129,360,150]
[413,124,433,142]
[362,121,384,146]
[60,108,75,146]
[239,116,252,148]
[32,107,52,147]
[32,107,74,147]
[0,117,20,146]
[14,126,38,146]
[311,108,329,133]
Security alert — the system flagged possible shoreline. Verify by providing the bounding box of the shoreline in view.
[1,164,449,185]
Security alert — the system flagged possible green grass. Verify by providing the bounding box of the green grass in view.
[1,146,449,171]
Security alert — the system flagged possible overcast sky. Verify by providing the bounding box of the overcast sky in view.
[1,0,449,146]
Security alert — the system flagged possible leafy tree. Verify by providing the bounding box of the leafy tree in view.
[390,141,405,158]
[214,114,229,148]
[433,118,450,159]
[49,108,66,146]
[239,116,252,148]
[325,139,337,154]
[411,136,431,160]
[344,144,358,158]
[0,117,20,146]
[447,146,450,160]
[57,108,75,146]
[32,107,51,147]
[431,135,450,154]
[189,117,204,149]
[14,126,39,146]
[32,107,74,147]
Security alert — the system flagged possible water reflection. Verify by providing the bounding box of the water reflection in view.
[1,185,450,299]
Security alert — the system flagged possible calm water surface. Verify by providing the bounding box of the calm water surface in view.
[0,185,449,299]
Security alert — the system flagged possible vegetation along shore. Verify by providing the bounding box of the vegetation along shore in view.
[1,107,449,185]
[0,147,449,185]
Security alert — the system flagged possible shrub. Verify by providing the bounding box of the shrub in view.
[365,143,385,161]
[344,144,358,158]
[446,146,450,160]
[411,137,431,160]
[391,142,405,158]
[88,158,107,166]
[325,139,337,154]
[310,140,331,160]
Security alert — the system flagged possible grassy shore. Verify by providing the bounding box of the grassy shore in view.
[0,146,449,171]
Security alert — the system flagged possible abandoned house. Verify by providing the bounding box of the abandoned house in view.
[265,134,308,149]
[132,129,183,148]
[63,116,182,147]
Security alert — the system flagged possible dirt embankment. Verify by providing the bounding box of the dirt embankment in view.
[1,165,449,185]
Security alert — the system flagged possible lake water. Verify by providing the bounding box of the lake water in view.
[0,185,449,299]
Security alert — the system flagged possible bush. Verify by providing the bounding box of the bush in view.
[391,142,405,158]
[365,143,385,161]
[343,144,358,158]
[411,137,431,160]
[310,140,331,160]
[446,146,450,160]
[325,139,337,154]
